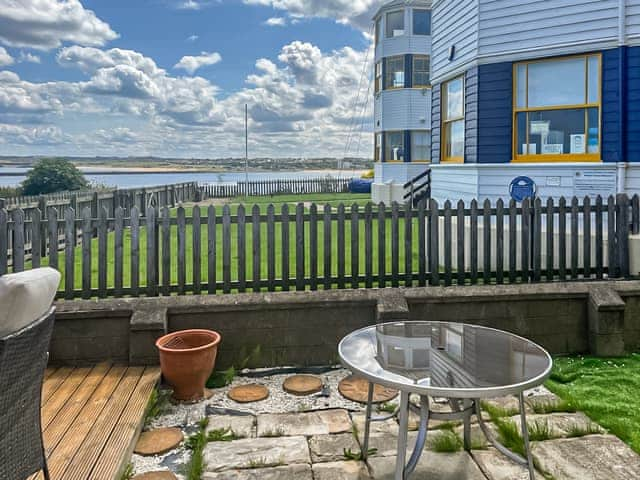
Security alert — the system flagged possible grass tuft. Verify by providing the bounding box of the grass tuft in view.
[529,399,577,415]
[481,400,519,420]
[119,463,134,480]
[143,388,171,428]
[343,448,378,461]
[565,422,603,438]
[527,420,554,442]
[429,430,463,453]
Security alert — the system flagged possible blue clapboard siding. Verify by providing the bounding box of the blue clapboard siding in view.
[431,83,442,163]
[477,62,512,164]
[464,68,479,164]
[602,48,623,163]
[628,47,640,162]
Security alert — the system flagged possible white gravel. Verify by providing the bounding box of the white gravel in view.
[132,367,366,477]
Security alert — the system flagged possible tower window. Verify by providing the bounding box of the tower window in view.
[412,55,430,88]
[386,11,404,38]
[385,56,405,90]
[413,9,431,35]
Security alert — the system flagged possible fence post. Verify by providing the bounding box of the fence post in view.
[0,208,7,276]
[618,194,630,278]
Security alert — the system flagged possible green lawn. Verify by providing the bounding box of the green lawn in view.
[546,353,640,453]
[30,193,424,294]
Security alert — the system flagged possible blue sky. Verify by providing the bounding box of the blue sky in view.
[0,0,382,159]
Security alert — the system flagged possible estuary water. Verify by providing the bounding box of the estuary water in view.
[0,168,358,189]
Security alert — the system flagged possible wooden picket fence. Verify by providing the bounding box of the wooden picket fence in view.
[0,194,637,299]
[200,177,353,199]
[1,182,198,262]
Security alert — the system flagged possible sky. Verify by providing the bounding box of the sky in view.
[0,0,385,159]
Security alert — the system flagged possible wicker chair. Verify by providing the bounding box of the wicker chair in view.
[0,307,55,480]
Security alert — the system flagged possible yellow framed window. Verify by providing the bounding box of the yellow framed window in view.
[375,61,382,94]
[412,55,430,88]
[442,76,465,163]
[513,54,601,162]
[385,56,405,90]
[385,131,405,162]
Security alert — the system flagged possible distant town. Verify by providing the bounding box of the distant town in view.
[0,156,373,172]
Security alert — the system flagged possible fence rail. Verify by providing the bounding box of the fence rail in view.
[200,177,353,199]
[1,182,199,261]
[0,194,637,299]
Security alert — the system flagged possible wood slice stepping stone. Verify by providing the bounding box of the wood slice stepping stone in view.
[338,375,398,404]
[228,384,269,403]
[283,374,323,396]
[132,472,178,480]
[134,427,184,456]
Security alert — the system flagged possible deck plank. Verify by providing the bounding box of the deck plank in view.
[40,365,128,480]
[89,367,161,479]
[41,366,73,405]
[42,364,112,454]
[41,367,92,430]
[60,367,146,480]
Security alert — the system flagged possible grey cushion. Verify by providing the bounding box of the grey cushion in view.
[0,268,61,337]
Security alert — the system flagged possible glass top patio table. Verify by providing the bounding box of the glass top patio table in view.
[338,321,553,399]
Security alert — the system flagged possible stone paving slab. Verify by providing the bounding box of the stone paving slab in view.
[365,432,419,458]
[510,412,603,438]
[532,434,640,480]
[257,409,352,437]
[312,461,372,480]
[202,464,313,479]
[368,451,486,479]
[203,436,310,472]
[471,448,531,480]
[206,414,256,439]
[308,433,360,463]
[351,413,399,442]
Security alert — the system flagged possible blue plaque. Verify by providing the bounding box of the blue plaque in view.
[509,176,536,202]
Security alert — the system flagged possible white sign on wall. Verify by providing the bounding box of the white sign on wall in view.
[574,170,617,197]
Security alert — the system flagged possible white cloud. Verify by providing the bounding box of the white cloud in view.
[18,52,41,63]
[176,0,207,10]
[0,47,13,66]
[0,0,118,50]
[187,35,199,42]
[0,124,67,145]
[264,17,287,27]
[0,40,374,158]
[243,0,384,30]
[174,52,222,74]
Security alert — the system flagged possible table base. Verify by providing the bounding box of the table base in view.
[361,384,536,480]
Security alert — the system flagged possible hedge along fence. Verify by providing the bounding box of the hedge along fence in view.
[0,195,637,299]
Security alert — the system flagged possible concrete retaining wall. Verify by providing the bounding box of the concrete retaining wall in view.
[51,282,640,368]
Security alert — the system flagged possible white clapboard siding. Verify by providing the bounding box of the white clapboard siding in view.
[431,0,479,82]
[628,0,640,42]
[380,89,432,131]
[477,0,620,58]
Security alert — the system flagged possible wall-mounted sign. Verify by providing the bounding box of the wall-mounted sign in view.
[509,176,537,202]
[574,170,617,197]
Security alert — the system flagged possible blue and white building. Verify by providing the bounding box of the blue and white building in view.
[372,0,640,204]
[372,0,433,204]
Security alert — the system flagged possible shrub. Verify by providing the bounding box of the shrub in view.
[21,158,88,195]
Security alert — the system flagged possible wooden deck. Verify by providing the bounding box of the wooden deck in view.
[33,364,160,480]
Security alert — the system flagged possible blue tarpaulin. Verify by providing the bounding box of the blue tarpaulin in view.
[348,179,372,194]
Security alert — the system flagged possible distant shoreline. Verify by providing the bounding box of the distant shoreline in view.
[0,166,369,177]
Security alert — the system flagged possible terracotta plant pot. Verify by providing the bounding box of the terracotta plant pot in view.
[156,329,221,401]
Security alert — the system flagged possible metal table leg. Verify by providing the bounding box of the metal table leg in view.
[475,396,537,480]
[362,381,374,461]
[519,392,536,480]
[395,391,410,480]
